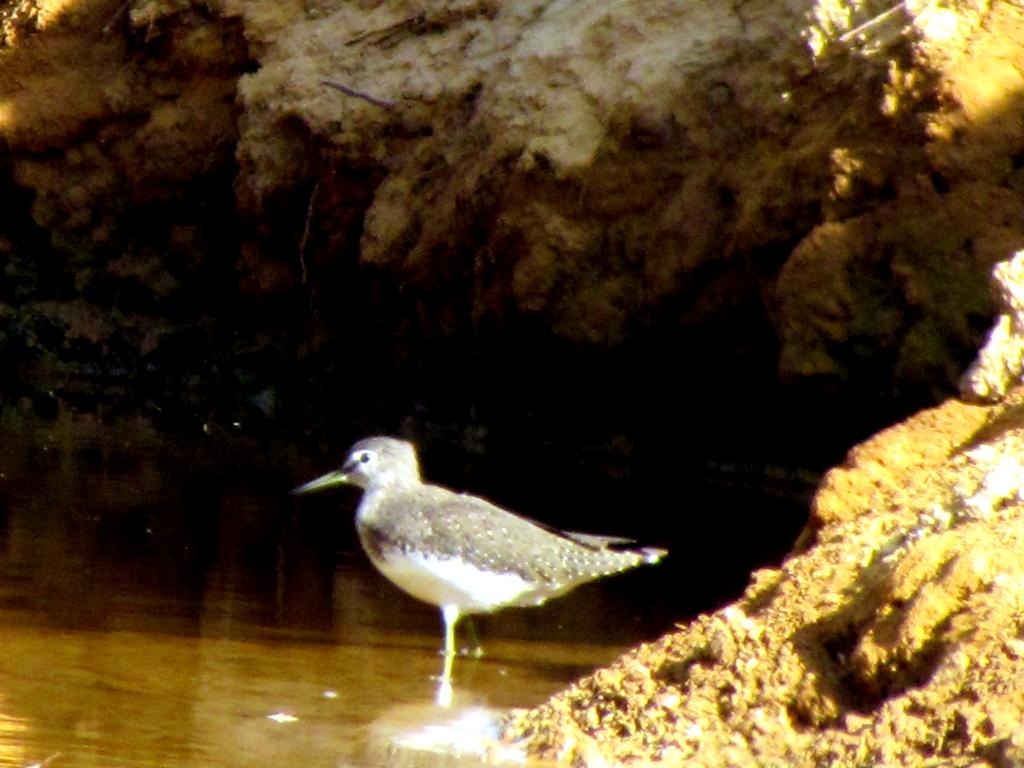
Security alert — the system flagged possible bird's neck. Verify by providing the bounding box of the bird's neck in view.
[356,481,414,525]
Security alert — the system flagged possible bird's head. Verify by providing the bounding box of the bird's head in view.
[291,436,422,494]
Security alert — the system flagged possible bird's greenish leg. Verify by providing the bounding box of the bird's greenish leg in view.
[464,615,484,658]
[441,604,459,681]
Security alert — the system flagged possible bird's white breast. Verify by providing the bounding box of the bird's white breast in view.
[368,549,539,614]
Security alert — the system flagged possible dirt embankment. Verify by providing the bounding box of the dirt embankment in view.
[3,0,1023,440]
[0,0,253,417]
[228,0,1024,402]
[504,384,1024,765]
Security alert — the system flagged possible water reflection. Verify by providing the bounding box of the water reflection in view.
[0,410,671,766]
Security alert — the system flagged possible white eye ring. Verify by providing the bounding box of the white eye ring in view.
[351,449,376,466]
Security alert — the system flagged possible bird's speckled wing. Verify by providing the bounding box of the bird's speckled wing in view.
[359,483,654,586]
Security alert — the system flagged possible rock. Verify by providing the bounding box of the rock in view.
[961,251,1024,403]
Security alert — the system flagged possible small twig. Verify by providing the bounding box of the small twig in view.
[345,14,423,46]
[297,180,320,286]
[102,0,130,34]
[320,80,397,109]
[838,0,908,41]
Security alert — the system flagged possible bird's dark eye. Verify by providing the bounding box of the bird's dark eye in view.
[359,452,371,464]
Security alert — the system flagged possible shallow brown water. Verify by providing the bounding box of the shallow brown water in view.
[0,410,674,767]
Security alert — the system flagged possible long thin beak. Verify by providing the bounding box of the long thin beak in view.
[290,469,350,495]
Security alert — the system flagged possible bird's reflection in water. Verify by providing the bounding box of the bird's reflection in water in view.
[366,700,526,767]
